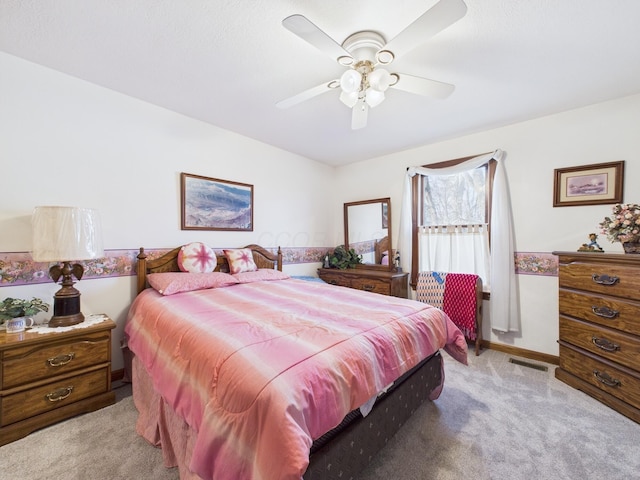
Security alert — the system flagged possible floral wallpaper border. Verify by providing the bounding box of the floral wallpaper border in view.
[0,248,558,287]
[0,247,333,287]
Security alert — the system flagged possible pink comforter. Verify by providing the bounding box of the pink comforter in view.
[125,277,467,480]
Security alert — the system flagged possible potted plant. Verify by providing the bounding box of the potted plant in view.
[0,297,49,326]
[328,245,363,269]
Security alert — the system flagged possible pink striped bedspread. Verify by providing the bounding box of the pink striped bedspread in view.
[125,277,468,480]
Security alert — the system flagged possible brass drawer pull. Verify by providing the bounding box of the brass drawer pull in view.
[45,386,74,402]
[591,306,619,319]
[593,370,621,388]
[47,352,75,367]
[328,280,338,285]
[362,284,375,291]
[591,336,620,352]
[591,274,619,286]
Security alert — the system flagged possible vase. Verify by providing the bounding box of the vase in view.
[622,242,640,254]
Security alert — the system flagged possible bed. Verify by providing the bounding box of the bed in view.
[125,243,468,480]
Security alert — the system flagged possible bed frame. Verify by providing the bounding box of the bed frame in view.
[132,244,446,479]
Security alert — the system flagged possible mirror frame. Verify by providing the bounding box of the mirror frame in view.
[344,197,393,271]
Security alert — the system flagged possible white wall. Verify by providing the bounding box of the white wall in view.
[3,50,639,365]
[0,53,335,370]
[334,93,640,355]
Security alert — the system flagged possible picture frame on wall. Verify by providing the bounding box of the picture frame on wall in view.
[553,161,625,207]
[181,172,253,231]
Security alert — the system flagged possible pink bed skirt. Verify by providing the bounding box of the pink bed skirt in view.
[133,356,202,479]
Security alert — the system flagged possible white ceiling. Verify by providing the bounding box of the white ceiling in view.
[2,1,640,166]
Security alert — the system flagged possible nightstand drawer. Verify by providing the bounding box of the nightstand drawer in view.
[559,316,640,371]
[559,345,640,411]
[1,366,109,427]
[2,331,110,390]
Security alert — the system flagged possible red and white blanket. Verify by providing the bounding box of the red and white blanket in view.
[125,277,467,480]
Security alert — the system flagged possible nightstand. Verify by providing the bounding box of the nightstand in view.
[0,315,116,446]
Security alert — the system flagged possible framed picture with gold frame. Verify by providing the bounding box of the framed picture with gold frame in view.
[553,161,624,207]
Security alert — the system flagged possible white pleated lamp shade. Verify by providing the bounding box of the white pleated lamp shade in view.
[31,206,104,262]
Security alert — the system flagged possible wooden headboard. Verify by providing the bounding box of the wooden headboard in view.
[374,236,390,264]
[136,244,283,294]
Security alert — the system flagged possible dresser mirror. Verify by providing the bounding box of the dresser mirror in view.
[344,198,392,271]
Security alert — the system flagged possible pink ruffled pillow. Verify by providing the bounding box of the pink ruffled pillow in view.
[233,269,290,284]
[223,248,258,274]
[178,242,217,273]
[147,272,238,296]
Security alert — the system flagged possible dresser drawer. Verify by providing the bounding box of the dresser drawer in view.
[559,290,640,336]
[1,331,110,390]
[559,316,640,371]
[1,366,110,427]
[350,277,391,295]
[559,344,640,411]
[559,261,640,301]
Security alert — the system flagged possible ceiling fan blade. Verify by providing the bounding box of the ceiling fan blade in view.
[391,73,455,99]
[276,80,338,109]
[351,100,369,130]
[282,14,353,64]
[381,0,467,61]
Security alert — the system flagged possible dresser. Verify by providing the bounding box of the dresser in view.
[553,251,640,424]
[317,267,409,298]
[0,316,116,446]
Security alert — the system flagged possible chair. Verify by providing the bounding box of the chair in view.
[416,271,483,355]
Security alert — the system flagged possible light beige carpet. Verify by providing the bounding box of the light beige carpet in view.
[1,349,638,479]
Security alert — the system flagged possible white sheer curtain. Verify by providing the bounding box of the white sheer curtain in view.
[398,149,520,333]
[419,224,490,287]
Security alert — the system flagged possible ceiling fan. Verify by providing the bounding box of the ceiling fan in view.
[276,0,467,130]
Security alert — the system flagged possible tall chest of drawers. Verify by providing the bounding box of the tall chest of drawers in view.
[554,251,640,424]
[0,317,116,445]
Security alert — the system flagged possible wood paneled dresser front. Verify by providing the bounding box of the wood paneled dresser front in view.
[317,268,409,299]
[554,251,640,424]
[0,316,116,445]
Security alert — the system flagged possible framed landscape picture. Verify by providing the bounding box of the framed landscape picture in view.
[181,173,253,231]
[553,161,624,207]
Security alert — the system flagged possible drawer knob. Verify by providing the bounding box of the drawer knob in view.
[591,274,619,286]
[45,386,74,402]
[328,280,338,285]
[591,336,620,352]
[47,352,75,367]
[362,284,375,291]
[593,370,621,388]
[591,306,619,319]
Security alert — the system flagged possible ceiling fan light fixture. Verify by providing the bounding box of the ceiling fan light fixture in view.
[368,68,392,92]
[340,69,362,93]
[339,90,359,108]
[365,89,385,108]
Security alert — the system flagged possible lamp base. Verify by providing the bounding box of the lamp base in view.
[48,280,85,328]
[49,312,85,328]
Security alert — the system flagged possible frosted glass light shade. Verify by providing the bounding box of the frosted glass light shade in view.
[339,91,359,108]
[368,68,392,92]
[340,69,362,93]
[32,206,104,262]
[365,89,385,107]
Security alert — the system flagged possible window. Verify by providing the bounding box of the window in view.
[409,155,496,290]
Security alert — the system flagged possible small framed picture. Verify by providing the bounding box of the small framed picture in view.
[553,161,624,207]
[181,173,253,231]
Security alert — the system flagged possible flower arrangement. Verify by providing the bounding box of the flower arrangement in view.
[0,297,49,324]
[599,203,640,243]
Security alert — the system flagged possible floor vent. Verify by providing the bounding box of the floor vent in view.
[508,358,548,372]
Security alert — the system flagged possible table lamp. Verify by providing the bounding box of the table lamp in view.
[31,206,104,327]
